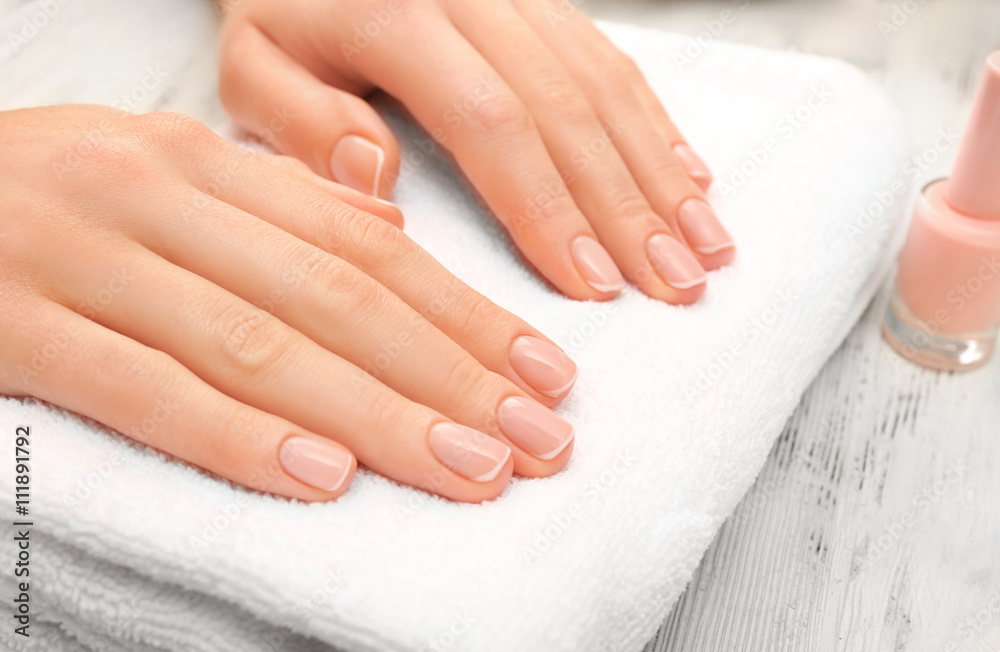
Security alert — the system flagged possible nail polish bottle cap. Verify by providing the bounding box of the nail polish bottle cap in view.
[946,51,1000,220]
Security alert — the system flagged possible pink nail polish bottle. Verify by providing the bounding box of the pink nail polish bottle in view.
[883,52,1000,371]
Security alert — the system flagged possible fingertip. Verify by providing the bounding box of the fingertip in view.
[277,435,357,501]
[697,243,737,271]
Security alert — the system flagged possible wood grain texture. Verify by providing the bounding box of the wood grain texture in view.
[2,0,998,650]
[577,2,1000,650]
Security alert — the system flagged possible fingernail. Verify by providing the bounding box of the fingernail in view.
[646,233,707,290]
[672,143,713,191]
[498,396,574,461]
[571,235,626,293]
[279,436,353,491]
[330,135,385,197]
[428,423,511,482]
[509,336,578,398]
[677,198,734,255]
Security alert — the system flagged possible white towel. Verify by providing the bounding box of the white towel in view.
[0,21,913,652]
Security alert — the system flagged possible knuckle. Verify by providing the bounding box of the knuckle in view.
[360,387,416,443]
[215,304,293,378]
[123,111,216,155]
[438,355,494,408]
[450,292,506,344]
[297,247,391,323]
[608,191,654,223]
[468,93,534,139]
[343,211,412,271]
[536,77,593,124]
[590,54,641,99]
[506,191,577,237]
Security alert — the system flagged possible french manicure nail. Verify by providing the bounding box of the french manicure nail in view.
[428,423,510,482]
[509,336,578,398]
[672,143,714,191]
[330,135,385,197]
[498,396,574,461]
[279,436,353,491]
[571,235,626,293]
[677,198,734,255]
[646,233,707,290]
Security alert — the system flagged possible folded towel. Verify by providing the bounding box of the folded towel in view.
[0,21,913,652]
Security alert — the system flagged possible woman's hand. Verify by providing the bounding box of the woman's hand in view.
[217,0,735,306]
[0,105,577,503]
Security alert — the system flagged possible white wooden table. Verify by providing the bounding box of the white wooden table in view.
[2,1,998,650]
[581,2,1000,650]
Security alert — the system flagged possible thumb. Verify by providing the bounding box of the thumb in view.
[219,22,399,199]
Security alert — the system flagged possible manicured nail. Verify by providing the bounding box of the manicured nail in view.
[677,198,734,256]
[428,423,510,482]
[509,336,578,398]
[571,235,626,293]
[330,135,385,197]
[279,436,353,491]
[672,143,713,191]
[646,233,707,290]
[498,397,574,461]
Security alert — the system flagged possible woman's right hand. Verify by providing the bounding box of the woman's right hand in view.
[0,105,577,503]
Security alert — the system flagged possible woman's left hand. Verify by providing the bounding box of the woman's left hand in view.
[218,0,735,306]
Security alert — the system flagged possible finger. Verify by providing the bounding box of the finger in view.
[254,152,405,229]
[347,9,618,301]
[626,75,715,192]
[135,189,574,476]
[65,246,514,503]
[514,2,736,271]
[219,21,399,199]
[447,1,707,303]
[6,298,355,502]
[182,141,580,405]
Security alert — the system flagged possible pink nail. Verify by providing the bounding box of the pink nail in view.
[571,235,626,293]
[646,233,707,290]
[509,336,578,398]
[672,143,714,191]
[330,135,385,197]
[498,397,574,461]
[677,198,734,256]
[428,423,510,482]
[279,436,353,491]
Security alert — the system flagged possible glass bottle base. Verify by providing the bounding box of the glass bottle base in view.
[883,293,998,372]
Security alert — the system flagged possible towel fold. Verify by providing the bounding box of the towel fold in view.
[0,21,913,652]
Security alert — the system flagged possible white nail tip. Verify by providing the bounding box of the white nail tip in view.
[534,428,576,461]
[537,366,580,398]
[471,447,511,483]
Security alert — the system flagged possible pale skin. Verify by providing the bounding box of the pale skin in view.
[0,0,733,503]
